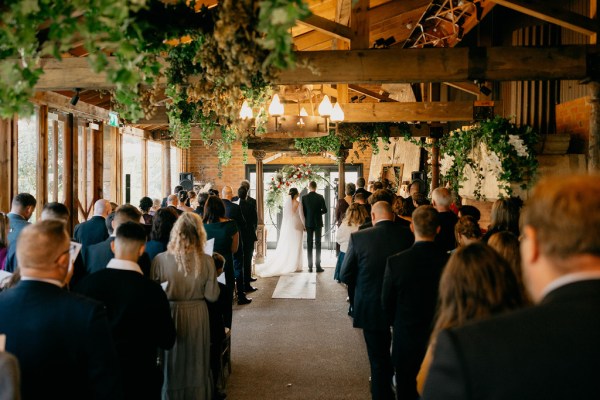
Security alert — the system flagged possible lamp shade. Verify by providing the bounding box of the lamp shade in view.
[239,100,253,120]
[268,94,284,116]
[331,103,345,122]
[299,107,309,117]
[318,95,333,117]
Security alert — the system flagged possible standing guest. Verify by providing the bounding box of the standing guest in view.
[178,190,194,210]
[151,213,220,400]
[150,198,161,215]
[334,203,368,283]
[488,231,528,302]
[420,242,528,397]
[188,191,198,209]
[457,204,481,221]
[354,177,372,201]
[237,186,258,290]
[0,213,9,269]
[203,196,244,309]
[341,201,414,400]
[359,189,401,230]
[381,206,448,400]
[391,196,411,226]
[335,182,356,227]
[145,208,179,261]
[0,220,122,400]
[166,194,183,215]
[161,185,183,208]
[482,197,522,242]
[76,222,176,400]
[301,181,328,273]
[4,193,37,272]
[74,199,111,247]
[234,180,257,212]
[354,192,370,214]
[454,215,482,249]
[195,192,210,217]
[431,188,458,252]
[139,196,154,226]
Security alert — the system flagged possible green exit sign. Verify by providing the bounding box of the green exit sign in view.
[108,111,119,127]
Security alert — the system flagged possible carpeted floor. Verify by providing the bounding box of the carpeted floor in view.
[226,252,371,400]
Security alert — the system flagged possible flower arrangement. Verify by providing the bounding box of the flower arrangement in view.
[266,164,326,211]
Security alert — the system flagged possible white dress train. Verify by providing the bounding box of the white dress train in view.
[256,196,304,277]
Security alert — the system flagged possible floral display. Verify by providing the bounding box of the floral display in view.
[266,164,326,211]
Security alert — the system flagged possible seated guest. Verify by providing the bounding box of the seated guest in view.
[145,207,179,261]
[382,205,449,400]
[482,197,522,242]
[84,205,151,276]
[0,212,9,269]
[76,222,176,400]
[454,215,482,250]
[334,203,369,283]
[431,188,458,252]
[0,220,122,400]
[4,193,37,272]
[420,242,528,397]
[74,199,111,247]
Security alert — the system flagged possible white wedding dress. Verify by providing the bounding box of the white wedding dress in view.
[256,196,304,277]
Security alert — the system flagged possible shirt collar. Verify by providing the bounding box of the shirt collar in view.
[541,271,600,299]
[20,276,64,287]
[106,258,143,275]
[374,218,394,224]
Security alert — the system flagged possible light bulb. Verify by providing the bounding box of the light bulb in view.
[331,103,345,122]
[239,100,253,120]
[268,94,284,116]
[299,107,309,117]
[318,95,333,117]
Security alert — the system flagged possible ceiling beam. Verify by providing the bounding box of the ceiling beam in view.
[348,84,397,102]
[369,0,432,25]
[298,14,354,41]
[490,0,597,36]
[443,82,481,97]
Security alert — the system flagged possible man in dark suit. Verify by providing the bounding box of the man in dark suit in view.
[431,187,457,252]
[237,186,258,289]
[74,199,111,248]
[75,222,176,400]
[161,185,183,208]
[4,193,36,272]
[301,181,328,272]
[354,177,372,200]
[381,205,448,400]
[424,175,600,400]
[83,205,151,276]
[341,201,414,400]
[0,220,122,400]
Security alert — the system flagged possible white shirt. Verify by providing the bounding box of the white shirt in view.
[541,270,600,299]
[20,276,64,288]
[336,223,360,253]
[106,258,143,275]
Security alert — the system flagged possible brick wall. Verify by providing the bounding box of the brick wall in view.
[556,96,590,154]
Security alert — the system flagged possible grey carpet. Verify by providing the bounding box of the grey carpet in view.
[226,265,371,400]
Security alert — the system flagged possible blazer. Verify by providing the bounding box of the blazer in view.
[381,241,448,367]
[75,268,176,400]
[354,187,372,199]
[301,191,327,229]
[435,211,457,252]
[238,199,258,242]
[83,237,152,276]
[73,216,109,248]
[4,213,31,273]
[223,199,246,233]
[0,280,122,400]
[340,220,414,331]
[423,279,600,400]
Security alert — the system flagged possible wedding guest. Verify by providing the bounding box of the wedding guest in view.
[195,192,210,217]
[151,212,220,400]
[178,191,195,212]
[140,196,154,225]
[0,212,9,269]
[392,196,411,226]
[237,186,258,290]
[76,222,176,400]
[457,204,481,221]
[431,188,457,252]
[334,203,368,283]
[161,185,183,208]
[482,197,522,242]
[145,207,178,261]
[454,215,482,249]
[354,192,370,214]
[4,193,37,272]
[166,194,183,215]
[0,220,122,400]
[240,179,257,211]
[359,189,399,230]
[150,198,161,215]
[188,191,198,209]
[488,231,528,303]
[74,199,111,247]
[354,177,372,200]
[335,182,356,227]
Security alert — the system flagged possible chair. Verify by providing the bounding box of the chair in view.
[220,328,232,386]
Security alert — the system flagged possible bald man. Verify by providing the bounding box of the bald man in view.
[0,220,122,400]
[341,201,414,400]
[431,187,457,252]
[166,194,183,215]
[74,199,111,247]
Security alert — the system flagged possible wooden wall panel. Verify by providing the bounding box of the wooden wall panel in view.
[0,116,18,212]
[36,105,49,219]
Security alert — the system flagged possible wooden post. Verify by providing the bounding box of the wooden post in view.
[91,121,104,202]
[62,114,77,232]
[253,150,267,264]
[52,120,59,202]
[163,140,172,198]
[431,138,440,190]
[338,149,349,198]
[142,138,148,196]
[0,116,18,212]
[36,105,49,219]
[589,81,600,172]
[109,126,122,204]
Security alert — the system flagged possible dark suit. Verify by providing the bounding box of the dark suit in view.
[0,280,122,400]
[423,279,600,400]
[73,215,109,248]
[435,211,457,252]
[4,213,31,272]
[301,191,328,269]
[83,237,151,276]
[75,267,176,400]
[224,199,247,294]
[238,198,258,285]
[381,241,448,400]
[355,187,372,200]
[340,221,414,400]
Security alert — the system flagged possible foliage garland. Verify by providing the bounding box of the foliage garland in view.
[266,164,327,211]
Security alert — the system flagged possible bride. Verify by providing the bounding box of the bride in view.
[257,187,304,277]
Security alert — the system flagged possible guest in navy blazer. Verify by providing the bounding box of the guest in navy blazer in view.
[73,199,111,248]
[0,220,122,400]
[4,193,36,272]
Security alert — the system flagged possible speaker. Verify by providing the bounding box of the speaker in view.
[179,172,194,191]
[179,172,193,182]
[410,171,427,195]
[411,171,426,182]
[125,174,131,204]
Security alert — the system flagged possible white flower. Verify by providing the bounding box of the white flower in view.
[480,142,503,176]
[440,154,455,176]
[508,135,529,157]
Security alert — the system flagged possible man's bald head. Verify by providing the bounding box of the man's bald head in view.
[17,220,70,278]
[93,199,111,218]
[221,186,233,200]
[167,194,178,207]
[371,201,394,224]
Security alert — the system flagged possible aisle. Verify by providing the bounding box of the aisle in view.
[226,250,371,400]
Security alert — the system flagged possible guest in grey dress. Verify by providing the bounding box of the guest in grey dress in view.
[151,212,220,400]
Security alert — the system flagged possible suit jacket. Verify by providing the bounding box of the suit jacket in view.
[423,279,600,400]
[0,280,122,400]
[4,213,30,273]
[83,237,151,276]
[75,268,176,400]
[354,187,372,199]
[301,191,327,228]
[223,199,246,233]
[238,199,258,243]
[435,211,458,252]
[0,351,20,400]
[340,220,414,331]
[73,216,109,248]
[381,241,448,367]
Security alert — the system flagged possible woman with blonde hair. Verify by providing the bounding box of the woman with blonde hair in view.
[334,203,369,282]
[151,212,220,400]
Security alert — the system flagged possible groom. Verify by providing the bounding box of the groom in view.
[301,181,328,273]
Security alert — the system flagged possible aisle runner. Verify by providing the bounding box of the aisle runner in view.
[272,273,316,299]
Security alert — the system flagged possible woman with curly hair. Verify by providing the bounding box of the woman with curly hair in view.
[151,212,220,400]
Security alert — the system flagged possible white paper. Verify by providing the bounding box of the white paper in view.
[217,271,226,285]
[204,238,215,256]
[69,241,82,267]
[0,270,12,289]
[160,281,168,291]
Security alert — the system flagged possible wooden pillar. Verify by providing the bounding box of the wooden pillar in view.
[91,122,104,202]
[80,123,88,214]
[52,120,59,202]
[589,81,600,172]
[0,116,18,212]
[36,105,49,219]
[110,126,122,204]
[163,140,172,197]
[63,114,78,231]
[338,149,349,198]
[142,138,148,196]
[253,150,267,264]
[351,0,370,49]
[431,138,440,190]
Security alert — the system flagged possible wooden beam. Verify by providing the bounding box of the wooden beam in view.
[351,0,370,49]
[91,122,104,202]
[32,91,111,120]
[490,0,597,36]
[247,138,298,151]
[52,120,59,202]
[443,82,481,97]
[349,84,396,101]
[0,116,18,213]
[36,105,49,219]
[298,14,354,41]
[62,113,77,230]
[369,0,432,25]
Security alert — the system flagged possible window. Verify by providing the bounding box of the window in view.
[122,134,143,205]
[147,141,163,200]
[17,112,38,199]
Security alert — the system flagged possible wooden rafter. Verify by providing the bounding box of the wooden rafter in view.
[348,84,397,102]
[298,14,354,41]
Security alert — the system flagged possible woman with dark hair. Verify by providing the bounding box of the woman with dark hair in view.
[194,192,210,217]
[139,196,154,228]
[145,207,179,261]
[488,231,529,303]
[178,190,195,213]
[203,196,242,309]
[482,197,522,242]
[417,242,527,393]
[454,215,482,249]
